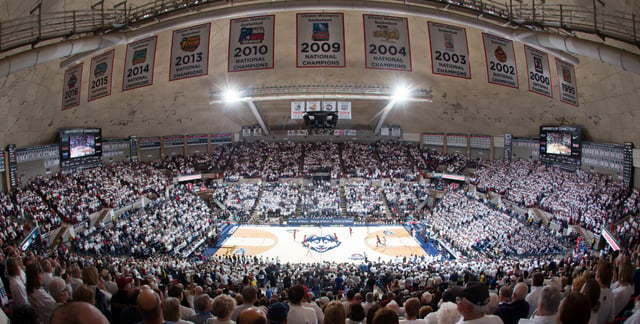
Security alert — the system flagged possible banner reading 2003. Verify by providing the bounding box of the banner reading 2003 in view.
[428,22,471,79]
[363,15,411,71]
[170,23,210,81]
[123,36,157,91]
[297,13,345,68]
[228,15,274,72]
[524,45,553,97]
[88,49,115,101]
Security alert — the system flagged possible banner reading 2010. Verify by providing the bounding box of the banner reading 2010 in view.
[88,49,114,101]
[228,15,274,72]
[363,14,411,71]
[170,23,210,81]
[297,13,345,68]
[524,45,553,97]
[123,36,157,91]
[428,22,471,79]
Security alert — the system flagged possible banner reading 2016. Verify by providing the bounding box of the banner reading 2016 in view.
[556,58,578,106]
[524,45,553,97]
[170,23,210,81]
[229,15,274,72]
[428,22,471,79]
[482,33,518,88]
[363,15,411,71]
[62,63,82,110]
[123,36,157,91]
[297,13,345,68]
[88,49,114,101]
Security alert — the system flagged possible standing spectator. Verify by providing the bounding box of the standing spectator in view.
[26,263,57,324]
[7,257,29,308]
[188,294,214,324]
[526,272,545,317]
[455,282,502,324]
[596,261,616,324]
[287,285,317,324]
[209,294,236,324]
[400,298,422,324]
[518,285,562,324]
[267,302,289,324]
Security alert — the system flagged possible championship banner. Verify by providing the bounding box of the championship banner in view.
[524,45,553,97]
[297,13,345,67]
[62,63,83,110]
[322,101,337,111]
[306,101,321,111]
[291,101,305,120]
[338,101,352,119]
[428,22,471,79]
[482,33,518,88]
[88,49,114,101]
[363,14,411,71]
[123,36,157,91]
[170,23,210,81]
[556,58,578,106]
[228,15,274,72]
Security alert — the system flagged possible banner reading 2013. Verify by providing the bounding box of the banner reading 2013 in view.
[363,15,411,71]
[556,58,578,106]
[88,49,114,101]
[123,36,157,91]
[297,13,345,68]
[428,22,471,79]
[228,15,274,72]
[62,63,82,110]
[524,45,553,97]
[170,23,210,81]
[482,33,518,88]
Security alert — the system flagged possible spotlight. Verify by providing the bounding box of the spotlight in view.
[392,86,410,102]
[223,88,242,103]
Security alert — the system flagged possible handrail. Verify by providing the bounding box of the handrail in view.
[0,0,638,56]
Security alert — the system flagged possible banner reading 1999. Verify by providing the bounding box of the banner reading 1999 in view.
[482,33,518,88]
[363,15,411,71]
[170,23,210,81]
[428,22,471,79]
[524,45,553,97]
[229,15,274,72]
[297,13,345,68]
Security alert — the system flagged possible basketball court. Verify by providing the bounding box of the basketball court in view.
[214,225,427,263]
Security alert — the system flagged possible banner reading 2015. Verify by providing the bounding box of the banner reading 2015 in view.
[88,49,114,101]
[363,15,411,71]
[297,13,345,68]
[556,58,578,106]
[170,23,210,81]
[123,36,157,91]
[428,22,471,79]
[482,33,518,88]
[524,45,553,97]
[228,15,274,72]
[62,63,82,110]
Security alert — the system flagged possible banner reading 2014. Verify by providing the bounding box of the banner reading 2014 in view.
[229,15,274,72]
[428,22,471,79]
[524,45,553,97]
[88,49,114,101]
[482,33,518,88]
[556,58,578,106]
[297,13,345,68]
[170,23,210,81]
[62,63,82,110]
[363,15,411,71]
[123,36,157,91]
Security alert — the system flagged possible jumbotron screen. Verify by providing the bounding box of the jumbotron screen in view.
[539,126,582,168]
[59,128,102,170]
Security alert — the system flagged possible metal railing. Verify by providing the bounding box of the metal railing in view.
[0,0,638,55]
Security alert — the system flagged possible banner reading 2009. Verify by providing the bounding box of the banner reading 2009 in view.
[123,36,157,91]
[363,15,411,71]
[556,58,578,106]
[88,49,114,101]
[428,22,471,79]
[228,15,274,72]
[524,45,553,97]
[62,63,82,110]
[297,13,345,68]
[170,23,210,81]
[482,33,518,88]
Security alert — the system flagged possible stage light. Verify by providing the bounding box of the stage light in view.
[223,88,242,103]
[392,86,410,102]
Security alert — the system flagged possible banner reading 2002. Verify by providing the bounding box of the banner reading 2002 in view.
[297,13,345,68]
[123,36,157,91]
[228,15,274,72]
[363,15,411,71]
[170,23,210,81]
[524,45,553,97]
[428,22,471,79]
[482,33,518,88]
[88,49,115,101]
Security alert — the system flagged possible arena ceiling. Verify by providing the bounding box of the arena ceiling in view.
[1,0,640,148]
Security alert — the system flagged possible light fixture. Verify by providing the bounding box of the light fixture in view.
[222,88,242,103]
[392,86,411,102]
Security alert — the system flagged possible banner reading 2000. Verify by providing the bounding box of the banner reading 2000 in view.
[363,15,411,71]
[297,13,345,68]
[170,23,210,81]
[524,45,553,97]
[228,15,274,72]
[428,22,471,79]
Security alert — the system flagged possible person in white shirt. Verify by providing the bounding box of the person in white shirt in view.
[596,261,616,324]
[287,285,318,324]
[518,285,561,324]
[400,298,423,324]
[26,263,57,324]
[7,257,29,308]
[612,261,634,317]
[454,281,503,324]
[525,272,544,318]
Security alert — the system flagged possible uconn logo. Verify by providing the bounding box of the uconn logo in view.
[304,234,341,253]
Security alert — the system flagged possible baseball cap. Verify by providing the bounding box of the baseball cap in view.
[460,281,490,306]
[267,302,289,323]
[441,286,464,303]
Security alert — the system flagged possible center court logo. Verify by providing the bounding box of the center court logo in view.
[305,234,341,253]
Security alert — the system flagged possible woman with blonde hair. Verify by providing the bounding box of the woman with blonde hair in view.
[324,300,346,324]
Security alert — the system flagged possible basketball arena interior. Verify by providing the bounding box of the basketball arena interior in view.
[1,0,640,323]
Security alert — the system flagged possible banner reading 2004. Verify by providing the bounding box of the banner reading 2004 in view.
[363,15,411,71]
[170,23,210,81]
[88,49,114,101]
[297,13,345,68]
[123,36,157,91]
[524,45,553,97]
[428,22,471,79]
[229,15,274,72]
